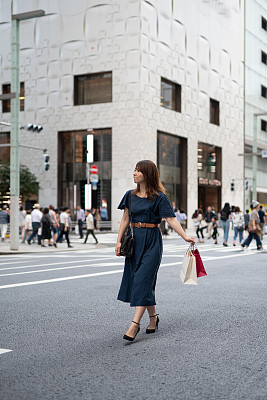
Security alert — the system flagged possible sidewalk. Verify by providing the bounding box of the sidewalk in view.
[0,230,185,255]
[0,227,257,255]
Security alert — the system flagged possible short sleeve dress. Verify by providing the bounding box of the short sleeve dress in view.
[117,190,175,307]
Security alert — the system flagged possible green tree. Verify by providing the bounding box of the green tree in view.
[0,162,39,201]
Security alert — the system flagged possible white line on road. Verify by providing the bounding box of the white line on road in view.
[0,261,124,277]
[0,251,256,290]
[0,256,116,272]
[0,348,12,355]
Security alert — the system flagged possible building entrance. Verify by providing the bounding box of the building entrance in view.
[58,129,112,217]
[198,142,222,213]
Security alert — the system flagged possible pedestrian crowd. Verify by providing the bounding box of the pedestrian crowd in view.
[191,201,266,250]
[0,203,99,247]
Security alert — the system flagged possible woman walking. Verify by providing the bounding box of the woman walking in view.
[41,208,53,247]
[193,208,206,243]
[232,206,244,246]
[220,202,231,246]
[115,160,195,341]
[241,201,263,250]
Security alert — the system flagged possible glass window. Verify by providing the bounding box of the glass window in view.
[160,78,181,112]
[0,132,10,163]
[261,50,267,65]
[261,85,267,99]
[74,72,112,105]
[58,129,112,217]
[261,119,267,132]
[210,98,220,125]
[2,82,24,113]
[157,131,187,211]
[262,16,267,31]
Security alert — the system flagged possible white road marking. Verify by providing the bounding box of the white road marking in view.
[0,256,116,272]
[0,348,12,355]
[0,261,124,277]
[0,250,256,290]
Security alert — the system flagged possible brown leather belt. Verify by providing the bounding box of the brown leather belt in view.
[132,222,159,228]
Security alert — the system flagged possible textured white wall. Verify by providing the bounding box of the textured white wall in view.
[0,0,245,228]
[245,0,267,206]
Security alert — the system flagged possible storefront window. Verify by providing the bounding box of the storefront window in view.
[58,129,112,217]
[157,131,187,211]
[198,142,222,212]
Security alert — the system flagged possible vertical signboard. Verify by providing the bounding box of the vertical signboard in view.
[87,134,94,163]
[85,184,92,210]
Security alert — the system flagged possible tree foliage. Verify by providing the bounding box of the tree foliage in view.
[0,163,39,201]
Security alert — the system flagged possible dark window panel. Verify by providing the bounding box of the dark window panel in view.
[2,82,24,113]
[210,98,220,126]
[74,72,112,106]
[160,78,181,112]
[262,85,267,98]
[261,119,267,132]
[262,16,267,31]
[261,50,267,65]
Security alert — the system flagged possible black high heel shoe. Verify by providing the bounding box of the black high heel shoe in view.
[146,314,159,334]
[123,321,140,342]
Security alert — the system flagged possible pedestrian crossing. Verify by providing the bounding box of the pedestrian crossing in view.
[0,241,262,291]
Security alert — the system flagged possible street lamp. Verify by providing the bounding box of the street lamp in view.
[9,9,45,250]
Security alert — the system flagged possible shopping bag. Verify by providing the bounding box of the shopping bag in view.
[75,224,79,235]
[192,248,207,278]
[180,250,198,285]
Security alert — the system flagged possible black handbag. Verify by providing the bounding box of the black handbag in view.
[120,192,134,257]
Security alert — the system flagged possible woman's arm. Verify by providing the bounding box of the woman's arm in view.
[166,217,195,244]
[115,208,130,256]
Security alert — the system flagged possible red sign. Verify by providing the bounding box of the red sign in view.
[90,165,98,174]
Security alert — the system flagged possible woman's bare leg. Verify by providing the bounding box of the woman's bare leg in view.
[124,306,146,338]
[147,305,158,329]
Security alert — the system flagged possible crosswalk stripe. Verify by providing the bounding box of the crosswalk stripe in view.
[0,250,256,290]
[0,349,12,355]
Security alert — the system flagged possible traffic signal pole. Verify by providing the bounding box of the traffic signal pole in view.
[10,18,20,250]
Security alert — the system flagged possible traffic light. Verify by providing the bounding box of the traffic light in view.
[245,180,249,190]
[230,181,235,191]
[43,153,50,171]
[24,123,43,132]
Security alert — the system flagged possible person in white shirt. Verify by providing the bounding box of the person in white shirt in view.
[22,210,32,243]
[27,203,42,245]
[56,207,73,248]
[232,206,245,246]
[84,210,98,244]
[19,205,26,242]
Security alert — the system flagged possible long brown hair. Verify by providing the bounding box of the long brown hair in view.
[133,160,165,199]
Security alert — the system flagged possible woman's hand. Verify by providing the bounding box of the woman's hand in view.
[115,242,121,256]
[184,235,195,244]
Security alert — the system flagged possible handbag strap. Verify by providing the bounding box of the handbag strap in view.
[129,191,133,238]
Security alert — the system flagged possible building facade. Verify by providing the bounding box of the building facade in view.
[0,0,244,229]
[245,0,267,208]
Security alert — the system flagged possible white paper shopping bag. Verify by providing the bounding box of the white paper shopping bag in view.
[180,250,198,285]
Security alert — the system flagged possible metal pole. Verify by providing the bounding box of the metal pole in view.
[10,18,20,250]
[252,115,257,201]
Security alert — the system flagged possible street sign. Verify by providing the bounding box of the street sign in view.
[92,182,98,190]
[262,150,267,158]
[90,174,99,183]
[85,184,92,209]
[87,134,94,163]
[91,165,98,174]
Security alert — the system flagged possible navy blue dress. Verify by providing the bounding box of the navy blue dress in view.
[117,190,175,307]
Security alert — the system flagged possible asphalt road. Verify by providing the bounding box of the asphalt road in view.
[0,237,266,400]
